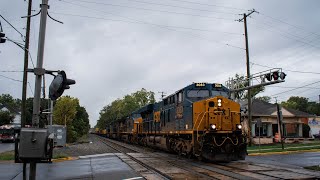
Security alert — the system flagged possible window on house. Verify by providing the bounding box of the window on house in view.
[255,123,268,136]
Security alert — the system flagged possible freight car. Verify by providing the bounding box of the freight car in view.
[105,83,247,162]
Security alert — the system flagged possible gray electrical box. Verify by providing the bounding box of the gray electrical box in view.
[19,128,48,159]
[48,125,66,147]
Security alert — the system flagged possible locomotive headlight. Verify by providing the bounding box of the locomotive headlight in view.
[211,124,216,130]
[218,99,222,103]
[237,124,242,129]
[217,99,222,107]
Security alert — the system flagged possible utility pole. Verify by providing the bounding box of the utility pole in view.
[30,0,49,179]
[32,0,49,128]
[158,91,166,100]
[238,9,258,146]
[21,1,32,179]
[21,0,32,128]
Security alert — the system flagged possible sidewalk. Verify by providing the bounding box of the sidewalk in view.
[0,154,142,180]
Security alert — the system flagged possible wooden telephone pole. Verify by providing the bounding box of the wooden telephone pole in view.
[237,9,258,146]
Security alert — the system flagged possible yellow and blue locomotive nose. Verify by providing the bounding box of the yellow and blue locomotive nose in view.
[207,96,240,132]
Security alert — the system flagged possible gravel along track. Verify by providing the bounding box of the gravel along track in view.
[53,134,119,157]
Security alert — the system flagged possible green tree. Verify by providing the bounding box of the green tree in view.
[96,88,155,129]
[72,105,90,137]
[25,98,52,126]
[53,96,79,142]
[53,96,78,126]
[255,96,271,103]
[232,74,265,100]
[0,111,14,125]
[0,94,21,111]
[281,96,309,112]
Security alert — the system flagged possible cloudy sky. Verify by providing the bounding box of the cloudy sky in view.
[1,0,319,126]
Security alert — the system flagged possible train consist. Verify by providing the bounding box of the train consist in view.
[97,83,247,162]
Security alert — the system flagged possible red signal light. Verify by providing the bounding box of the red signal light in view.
[273,71,279,80]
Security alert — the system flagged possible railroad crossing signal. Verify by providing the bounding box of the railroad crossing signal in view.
[226,68,287,95]
[49,71,76,101]
[263,71,286,82]
[0,32,6,43]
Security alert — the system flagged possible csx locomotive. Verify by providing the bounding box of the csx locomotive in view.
[104,83,247,162]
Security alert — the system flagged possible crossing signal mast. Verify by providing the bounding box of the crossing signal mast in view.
[226,68,287,97]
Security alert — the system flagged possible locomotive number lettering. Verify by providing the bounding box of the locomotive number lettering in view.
[195,83,206,87]
[214,83,222,88]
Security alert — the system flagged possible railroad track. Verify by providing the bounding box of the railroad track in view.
[95,135,320,180]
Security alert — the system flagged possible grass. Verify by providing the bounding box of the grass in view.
[0,151,14,161]
[53,152,68,159]
[304,165,320,171]
[248,142,320,154]
[0,151,68,161]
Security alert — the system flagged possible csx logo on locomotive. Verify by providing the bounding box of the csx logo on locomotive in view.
[103,82,247,162]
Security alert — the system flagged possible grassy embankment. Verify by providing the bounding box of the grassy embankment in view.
[247,141,320,154]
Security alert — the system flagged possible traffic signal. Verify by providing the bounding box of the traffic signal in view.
[0,32,6,43]
[49,71,76,101]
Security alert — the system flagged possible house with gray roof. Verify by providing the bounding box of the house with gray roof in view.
[242,99,313,144]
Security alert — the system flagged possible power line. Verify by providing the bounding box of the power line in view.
[271,80,320,97]
[251,62,320,75]
[66,0,235,21]
[124,0,239,15]
[0,14,25,39]
[5,37,35,68]
[58,1,241,35]
[270,86,320,90]
[28,82,34,95]
[249,21,320,50]
[0,74,22,82]
[52,2,244,50]
[165,0,246,11]
[52,11,244,49]
[0,70,24,72]
[259,12,320,38]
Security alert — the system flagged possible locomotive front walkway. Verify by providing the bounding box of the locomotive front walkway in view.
[0,154,142,180]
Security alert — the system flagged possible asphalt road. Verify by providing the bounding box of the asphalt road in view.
[247,152,320,168]
[0,142,14,153]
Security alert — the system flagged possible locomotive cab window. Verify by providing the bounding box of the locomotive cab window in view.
[211,90,229,98]
[187,90,209,98]
[177,91,183,103]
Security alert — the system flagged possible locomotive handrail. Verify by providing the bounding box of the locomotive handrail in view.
[193,111,205,131]
[195,111,209,143]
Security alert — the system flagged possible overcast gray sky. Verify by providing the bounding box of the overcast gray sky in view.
[1,0,319,127]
